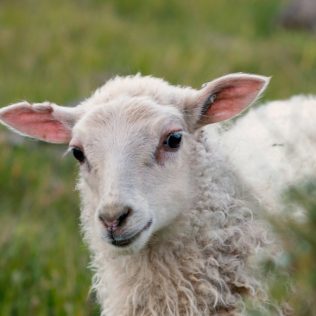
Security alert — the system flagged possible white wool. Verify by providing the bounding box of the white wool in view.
[208,95,316,214]
[78,74,197,112]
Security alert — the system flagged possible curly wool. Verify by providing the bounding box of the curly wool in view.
[82,130,267,316]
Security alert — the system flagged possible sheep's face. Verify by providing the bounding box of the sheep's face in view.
[73,97,195,253]
[0,73,269,254]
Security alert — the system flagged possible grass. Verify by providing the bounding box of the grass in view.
[0,143,98,315]
[0,0,316,314]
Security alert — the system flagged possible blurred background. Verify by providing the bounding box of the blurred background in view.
[0,0,316,315]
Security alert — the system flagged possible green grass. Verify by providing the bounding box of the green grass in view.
[1,0,316,314]
[0,143,98,315]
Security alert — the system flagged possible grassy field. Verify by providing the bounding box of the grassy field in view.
[0,0,316,315]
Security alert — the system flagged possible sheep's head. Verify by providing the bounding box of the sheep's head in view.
[0,73,269,253]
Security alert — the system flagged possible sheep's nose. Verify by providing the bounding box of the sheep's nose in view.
[98,207,132,231]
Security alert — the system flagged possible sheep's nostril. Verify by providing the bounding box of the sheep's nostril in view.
[98,207,132,230]
[117,207,132,227]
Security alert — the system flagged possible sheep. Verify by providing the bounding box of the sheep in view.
[0,73,270,316]
[209,95,316,215]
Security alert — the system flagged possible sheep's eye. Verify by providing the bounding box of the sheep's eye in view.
[72,147,85,163]
[163,132,182,150]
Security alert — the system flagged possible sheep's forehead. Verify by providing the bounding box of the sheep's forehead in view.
[73,98,185,147]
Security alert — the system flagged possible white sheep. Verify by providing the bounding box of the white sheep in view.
[209,95,316,215]
[0,73,270,316]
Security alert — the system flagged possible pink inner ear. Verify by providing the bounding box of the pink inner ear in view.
[205,78,265,123]
[0,103,71,143]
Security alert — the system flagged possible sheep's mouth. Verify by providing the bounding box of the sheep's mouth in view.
[111,219,152,247]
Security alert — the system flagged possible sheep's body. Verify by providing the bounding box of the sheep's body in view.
[210,95,316,214]
[0,73,270,315]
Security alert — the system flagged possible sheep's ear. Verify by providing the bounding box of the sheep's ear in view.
[0,101,80,144]
[187,73,270,129]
